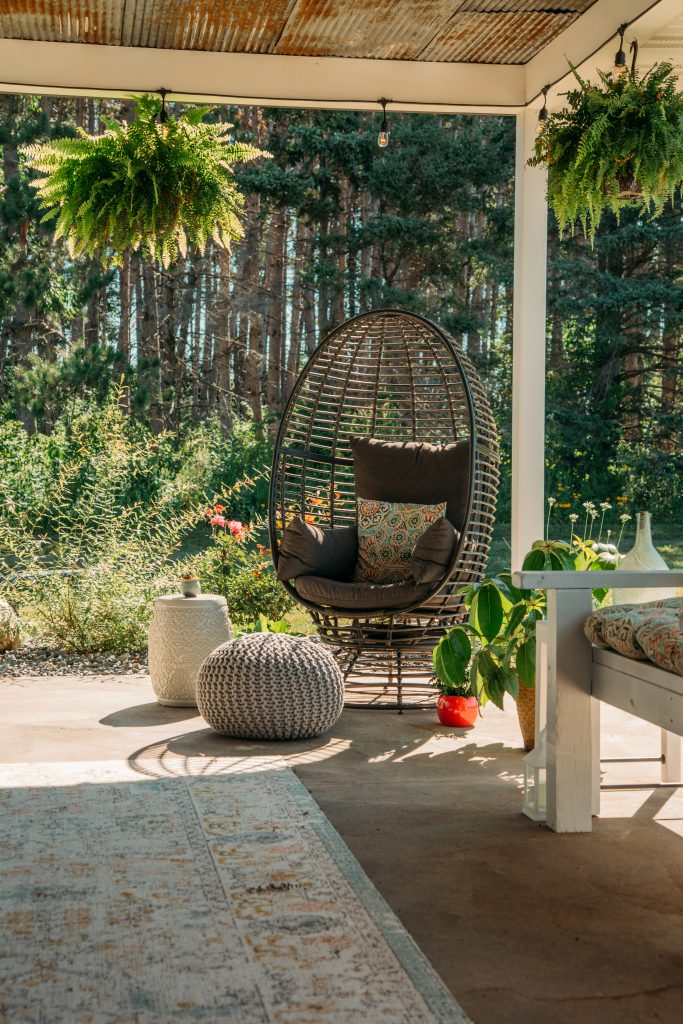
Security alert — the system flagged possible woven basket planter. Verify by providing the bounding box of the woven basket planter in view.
[516,682,536,752]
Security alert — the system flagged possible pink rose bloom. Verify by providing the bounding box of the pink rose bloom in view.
[227,520,245,538]
[210,514,226,527]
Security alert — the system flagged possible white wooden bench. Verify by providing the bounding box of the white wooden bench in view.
[511,570,683,833]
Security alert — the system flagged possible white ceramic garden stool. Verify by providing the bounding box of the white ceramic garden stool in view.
[148,594,232,707]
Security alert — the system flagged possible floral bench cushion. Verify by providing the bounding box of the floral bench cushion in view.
[584,597,683,677]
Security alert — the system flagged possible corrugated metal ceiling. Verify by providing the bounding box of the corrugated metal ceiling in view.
[0,1,599,64]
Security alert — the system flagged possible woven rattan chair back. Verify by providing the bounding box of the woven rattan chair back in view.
[269,309,499,709]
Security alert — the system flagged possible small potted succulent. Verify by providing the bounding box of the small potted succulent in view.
[179,574,201,598]
[433,630,479,728]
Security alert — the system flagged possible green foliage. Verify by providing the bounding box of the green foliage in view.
[192,547,293,630]
[433,536,620,710]
[172,420,272,522]
[23,95,270,267]
[531,63,683,242]
[0,393,199,652]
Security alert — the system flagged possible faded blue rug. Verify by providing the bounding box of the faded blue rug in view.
[0,757,471,1023]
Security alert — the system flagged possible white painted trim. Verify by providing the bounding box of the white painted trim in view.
[592,659,683,735]
[513,570,683,590]
[546,588,595,833]
[593,647,683,694]
[510,108,548,571]
[661,730,682,783]
[0,38,524,112]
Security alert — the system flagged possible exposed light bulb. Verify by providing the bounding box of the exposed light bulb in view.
[377,98,390,149]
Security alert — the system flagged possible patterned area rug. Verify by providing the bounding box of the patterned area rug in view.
[0,757,470,1024]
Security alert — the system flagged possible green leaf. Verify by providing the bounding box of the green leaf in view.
[503,602,526,639]
[434,631,469,687]
[446,628,472,668]
[471,583,504,641]
[516,637,536,688]
[522,548,546,571]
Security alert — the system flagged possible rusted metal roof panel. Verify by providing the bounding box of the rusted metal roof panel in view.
[0,1,298,52]
[421,11,578,63]
[0,1,598,63]
[0,1,122,44]
[121,1,297,53]
[274,0,464,61]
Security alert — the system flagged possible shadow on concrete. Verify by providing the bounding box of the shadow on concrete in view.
[100,702,200,728]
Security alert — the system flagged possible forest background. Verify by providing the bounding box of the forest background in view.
[0,94,681,650]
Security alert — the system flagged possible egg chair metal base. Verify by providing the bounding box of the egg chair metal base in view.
[318,637,440,712]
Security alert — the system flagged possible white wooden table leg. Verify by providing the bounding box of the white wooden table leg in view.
[661,729,682,783]
[591,697,601,816]
[535,621,550,736]
[546,589,595,832]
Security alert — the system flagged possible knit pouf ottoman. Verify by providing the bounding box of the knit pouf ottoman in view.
[197,632,344,740]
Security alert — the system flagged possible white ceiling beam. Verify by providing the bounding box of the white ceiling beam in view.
[0,38,524,114]
[526,0,681,108]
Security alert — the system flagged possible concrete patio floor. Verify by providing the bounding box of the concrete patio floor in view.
[1,672,681,1024]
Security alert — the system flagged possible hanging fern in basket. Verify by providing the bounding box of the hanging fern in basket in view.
[23,95,270,267]
[529,62,683,243]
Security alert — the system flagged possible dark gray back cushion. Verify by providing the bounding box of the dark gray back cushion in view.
[411,517,460,585]
[349,436,470,532]
[277,518,358,582]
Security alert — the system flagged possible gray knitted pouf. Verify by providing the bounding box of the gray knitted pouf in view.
[197,632,344,740]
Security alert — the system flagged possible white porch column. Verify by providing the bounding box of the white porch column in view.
[511,108,548,570]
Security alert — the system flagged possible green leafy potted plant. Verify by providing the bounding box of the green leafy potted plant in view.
[434,570,542,746]
[434,529,620,749]
[433,629,479,728]
[529,62,683,242]
[23,94,270,267]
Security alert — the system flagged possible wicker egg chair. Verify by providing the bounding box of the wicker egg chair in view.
[269,309,499,709]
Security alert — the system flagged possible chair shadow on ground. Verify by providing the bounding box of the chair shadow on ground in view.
[126,713,522,789]
[124,710,682,838]
[100,702,200,728]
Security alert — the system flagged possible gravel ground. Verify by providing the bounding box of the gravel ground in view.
[0,642,148,678]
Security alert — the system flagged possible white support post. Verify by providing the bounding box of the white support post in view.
[546,589,595,833]
[511,108,548,571]
[661,729,682,784]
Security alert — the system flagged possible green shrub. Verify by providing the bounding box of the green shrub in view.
[182,501,293,629]
[0,392,198,652]
[224,558,294,629]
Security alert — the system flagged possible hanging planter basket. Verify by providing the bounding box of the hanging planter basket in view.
[23,94,270,267]
[529,62,683,243]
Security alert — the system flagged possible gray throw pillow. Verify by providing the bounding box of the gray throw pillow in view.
[411,517,460,585]
[277,517,358,582]
[349,435,470,531]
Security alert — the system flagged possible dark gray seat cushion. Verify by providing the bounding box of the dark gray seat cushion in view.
[277,518,358,582]
[295,574,432,612]
[411,517,460,584]
[349,436,470,531]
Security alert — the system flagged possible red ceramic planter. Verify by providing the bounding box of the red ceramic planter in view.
[436,694,479,728]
